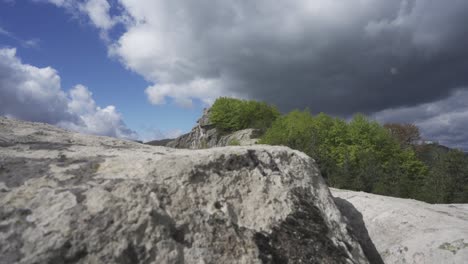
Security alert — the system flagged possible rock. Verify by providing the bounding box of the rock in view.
[166,108,260,149]
[215,128,261,147]
[145,138,175,147]
[331,188,468,264]
[0,117,369,264]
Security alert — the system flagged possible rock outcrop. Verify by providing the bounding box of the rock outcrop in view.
[166,109,260,149]
[331,188,468,264]
[0,117,368,264]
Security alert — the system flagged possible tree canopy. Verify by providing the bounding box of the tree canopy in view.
[260,111,429,199]
[209,97,280,133]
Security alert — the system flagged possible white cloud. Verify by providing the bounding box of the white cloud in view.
[373,88,468,150]
[144,78,227,107]
[35,0,117,33]
[81,0,115,30]
[0,48,137,139]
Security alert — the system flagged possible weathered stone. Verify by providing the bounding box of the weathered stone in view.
[331,188,468,264]
[166,108,260,149]
[0,117,368,264]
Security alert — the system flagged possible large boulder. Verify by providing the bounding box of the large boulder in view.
[0,117,368,264]
[331,188,468,264]
[166,109,260,149]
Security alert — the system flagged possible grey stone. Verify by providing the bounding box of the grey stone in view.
[167,108,260,149]
[331,188,468,264]
[0,116,368,264]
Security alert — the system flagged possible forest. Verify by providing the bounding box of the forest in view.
[210,97,468,203]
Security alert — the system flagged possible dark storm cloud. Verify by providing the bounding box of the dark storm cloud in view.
[219,0,468,115]
[110,0,468,115]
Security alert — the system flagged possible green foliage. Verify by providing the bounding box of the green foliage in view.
[421,149,468,203]
[261,110,430,200]
[210,97,280,133]
[260,110,315,152]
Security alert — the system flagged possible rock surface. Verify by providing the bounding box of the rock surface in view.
[167,109,260,149]
[146,138,175,147]
[331,188,468,264]
[0,117,368,264]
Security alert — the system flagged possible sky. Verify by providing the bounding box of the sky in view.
[1,0,468,149]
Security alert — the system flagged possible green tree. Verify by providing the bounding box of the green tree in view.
[210,97,280,133]
[423,150,468,203]
[261,111,428,199]
[259,110,315,153]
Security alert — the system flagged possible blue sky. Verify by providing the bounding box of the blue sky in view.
[1,0,468,149]
[0,0,203,140]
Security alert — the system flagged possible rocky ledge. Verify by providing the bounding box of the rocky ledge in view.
[166,109,261,149]
[332,188,468,264]
[0,117,368,264]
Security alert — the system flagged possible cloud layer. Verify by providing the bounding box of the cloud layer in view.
[0,48,137,139]
[374,88,468,150]
[26,0,468,148]
[106,0,468,114]
[36,0,468,113]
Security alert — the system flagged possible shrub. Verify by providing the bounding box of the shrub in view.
[210,97,280,133]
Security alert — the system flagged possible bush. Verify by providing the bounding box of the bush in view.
[210,97,280,133]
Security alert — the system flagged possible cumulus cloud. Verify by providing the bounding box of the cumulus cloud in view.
[374,88,468,150]
[0,48,137,139]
